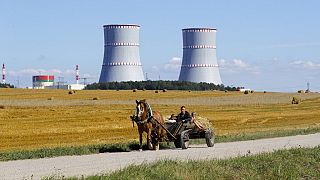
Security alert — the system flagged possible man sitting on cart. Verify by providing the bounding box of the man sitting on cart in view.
[177,106,191,123]
[176,106,195,133]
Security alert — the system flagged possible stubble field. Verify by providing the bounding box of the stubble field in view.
[0,88,320,152]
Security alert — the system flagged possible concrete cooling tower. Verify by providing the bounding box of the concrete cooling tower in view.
[99,24,145,82]
[178,28,222,84]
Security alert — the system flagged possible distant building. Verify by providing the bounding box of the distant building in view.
[45,84,86,90]
[236,87,251,92]
[32,75,86,90]
[32,75,54,89]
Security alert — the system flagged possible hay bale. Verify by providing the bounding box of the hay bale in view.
[0,105,5,109]
[155,90,159,93]
[264,91,267,93]
[297,90,305,93]
[92,97,99,100]
[47,97,54,100]
[292,97,301,104]
[68,91,74,94]
[162,89,167,92]
[132,89,137,92]
[188,90,191,92]
[142,88,146,91]
[250,90,254,93]
[244,90,249,94]
[225,90,228,93]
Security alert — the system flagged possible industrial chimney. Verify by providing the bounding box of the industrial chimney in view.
[178,28,222,84]
[2,63,5,84]
[76,65,79,84]
[99,24,145,82]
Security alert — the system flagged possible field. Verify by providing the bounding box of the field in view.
[1,88,320,152]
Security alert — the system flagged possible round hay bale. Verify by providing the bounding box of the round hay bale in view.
[292,97,301,104]
[0,105,5,109]
[297,90,304,93]
[155,90,159,93]
[264,91,267,93]
[92,97,99,100]
[47,97,54,100]
[133,89,137,92]
[244,90,249,94]
[250,90,254,93]
[68,91,74,94]
[224,90,228,93]
[162,89,167,92]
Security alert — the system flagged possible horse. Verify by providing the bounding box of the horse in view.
[131,99,166,151]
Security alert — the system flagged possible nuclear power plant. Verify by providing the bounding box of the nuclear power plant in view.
[178,28,222,84]
[99,24,145,82]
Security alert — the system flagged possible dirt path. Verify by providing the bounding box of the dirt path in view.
[1,133,319,179]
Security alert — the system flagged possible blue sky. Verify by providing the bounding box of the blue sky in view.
[1,0,320,91]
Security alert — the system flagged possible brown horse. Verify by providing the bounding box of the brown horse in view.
[132,99,166,151]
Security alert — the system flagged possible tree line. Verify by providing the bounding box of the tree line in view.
[0,83,14,88]
[85,81,237,91]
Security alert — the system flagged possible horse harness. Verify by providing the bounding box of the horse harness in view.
[133,102,155,126]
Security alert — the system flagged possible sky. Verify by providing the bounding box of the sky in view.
[1,0,320,92]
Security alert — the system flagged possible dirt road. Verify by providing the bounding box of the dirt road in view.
[1,133,319,179]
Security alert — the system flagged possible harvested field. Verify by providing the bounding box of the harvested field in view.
[0,89,320,152]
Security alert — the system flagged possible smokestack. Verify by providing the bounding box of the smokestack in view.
[178,28,222,84]
[2,63,5,84]
[99,24,145,82]
[76,65,79,84]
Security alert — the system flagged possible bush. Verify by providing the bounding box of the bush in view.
[292,97,301,104]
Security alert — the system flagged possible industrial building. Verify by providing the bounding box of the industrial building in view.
[99,24,145,82]
[178,28,222,84]
[32,65,85,90]
[32,75,54,89]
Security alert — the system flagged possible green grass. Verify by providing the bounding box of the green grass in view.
[1,127,320,162]
[79,146,320,180]
[191,126,320,144]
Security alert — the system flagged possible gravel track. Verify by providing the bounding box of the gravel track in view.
[0,133,319,179]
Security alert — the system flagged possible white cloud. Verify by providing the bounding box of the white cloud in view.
[290,60,320,69]
[164,57,182,72]
[219,59,259,74]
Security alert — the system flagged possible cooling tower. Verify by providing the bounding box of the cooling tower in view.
[99,24,145,82]
[178,28,222,84]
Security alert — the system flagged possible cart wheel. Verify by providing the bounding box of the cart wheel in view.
[181,130,191,149]
[205,128,215,147]
[174,135,181,148]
